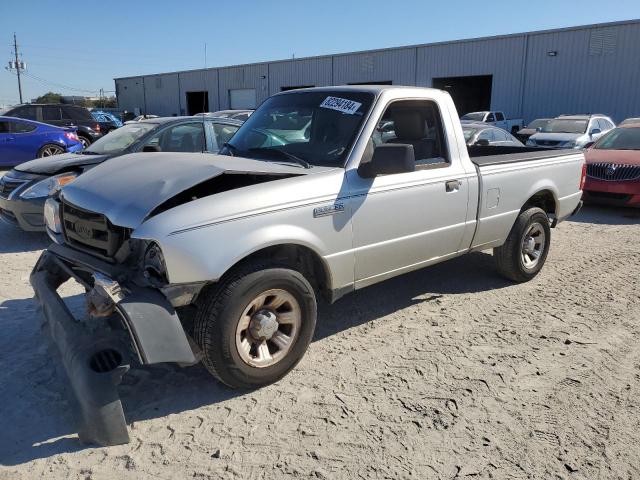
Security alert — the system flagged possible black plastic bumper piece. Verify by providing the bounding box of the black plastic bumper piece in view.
[30,252,130,446]
[30,247,198,446]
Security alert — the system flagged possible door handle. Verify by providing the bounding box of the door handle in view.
[445,179,461,192]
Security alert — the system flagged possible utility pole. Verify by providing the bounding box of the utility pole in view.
[13,33,24,103]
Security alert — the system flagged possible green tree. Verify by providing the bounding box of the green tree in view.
[34,92,62,103]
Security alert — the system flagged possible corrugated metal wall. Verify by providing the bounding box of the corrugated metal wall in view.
[115,20,640,122]
[522,23,640,122]
[268,57,333,95]
[333,48,417,85]
[416,35,526,118]
[178,69,220,114]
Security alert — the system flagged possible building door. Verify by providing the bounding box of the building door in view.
[432,75,492,116]
[229,89,257,109]
[186,91,209,115]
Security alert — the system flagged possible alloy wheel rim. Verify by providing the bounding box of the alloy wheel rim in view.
[42,146,64,157]
[521,222,546,269]
[235,289,301,368]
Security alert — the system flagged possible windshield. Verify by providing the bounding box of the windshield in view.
[84,122,156,154]
[224,91,374,167]
[461,112,485,121]
[462,128,478,141]
[594,127,640,150]
[527,119,550,129]
[542,119,588,134]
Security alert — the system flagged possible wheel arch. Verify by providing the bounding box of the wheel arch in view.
[208,243,333,302]
[521,188,558,223]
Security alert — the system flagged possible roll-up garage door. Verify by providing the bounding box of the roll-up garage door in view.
[229,89,257,109]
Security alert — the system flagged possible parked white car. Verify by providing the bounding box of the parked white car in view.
[527,114,615,149]
[460,111,524,134]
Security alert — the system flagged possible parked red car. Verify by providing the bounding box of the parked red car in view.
[583,123,640,207]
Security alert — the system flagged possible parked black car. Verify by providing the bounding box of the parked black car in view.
[2,104,103,149]
[0,116,243,231]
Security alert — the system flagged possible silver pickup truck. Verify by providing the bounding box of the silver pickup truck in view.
[31,86,584,445]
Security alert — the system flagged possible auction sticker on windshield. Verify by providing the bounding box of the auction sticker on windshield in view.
[320,96,362,115]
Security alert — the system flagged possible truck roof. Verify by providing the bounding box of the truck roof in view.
[274,85,446,96]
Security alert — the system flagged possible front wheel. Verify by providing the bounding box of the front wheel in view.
[494,207,551,282]
[193,262,317,389]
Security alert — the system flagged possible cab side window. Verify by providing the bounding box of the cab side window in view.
[10,121,36,133]
[486,113,495,122]
[370,99,449,168]
[11,106,37,120]
[211,123,240,150]
[43,106,62,122]
[143,123,206,152]
[495,112,505,121]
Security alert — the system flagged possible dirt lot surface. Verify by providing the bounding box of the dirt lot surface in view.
[1,176,639,479]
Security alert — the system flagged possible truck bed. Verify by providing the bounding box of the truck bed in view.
[467,145,577,167]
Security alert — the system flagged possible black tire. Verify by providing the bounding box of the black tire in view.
[193,261,317,389]
[494,207,551,282]
[37,143,65,157]
[78,136,91,149]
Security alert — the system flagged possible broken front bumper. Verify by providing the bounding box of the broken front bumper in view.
[30,245,197,446]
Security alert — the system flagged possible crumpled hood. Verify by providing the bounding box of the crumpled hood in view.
[529,132,584,143]
[60,152,310,228]
[15,152,110,175]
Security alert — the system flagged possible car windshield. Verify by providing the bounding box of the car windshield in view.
[84,122,157,154]
[461,112,485,121]
[462,127,478,141]
[224,91,374,167]
[542,119,588,134]
[527,119,550,129]
[594,127,640,150]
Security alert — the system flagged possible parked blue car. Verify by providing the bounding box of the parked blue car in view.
[0,116,83,167]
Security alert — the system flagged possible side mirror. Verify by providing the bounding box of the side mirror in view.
[590,128,601,136]
[474,139,490,146]
[583,141,595,149]
[358,144,415,178]
[142,145,161,152]
[535,127,542,132]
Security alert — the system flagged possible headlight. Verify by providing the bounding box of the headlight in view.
[20,172,78,199]
[44,197,62,234]
[526,139,536,146]
[144,242,168,286]
[561,140,577,148]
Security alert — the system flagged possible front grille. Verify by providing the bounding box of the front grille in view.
[0,177,27,199]
[585,191,632,201]
[534,140,561,147]
[61,200,125,258]
[587,163,640,181]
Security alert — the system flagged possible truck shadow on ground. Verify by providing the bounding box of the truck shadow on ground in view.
[570,204,640,225]
[0,250,508,466]
[0,221,49,254]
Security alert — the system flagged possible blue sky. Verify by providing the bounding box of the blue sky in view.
[1,0,638,105]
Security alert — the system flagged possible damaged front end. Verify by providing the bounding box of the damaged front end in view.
[30,243,198,446]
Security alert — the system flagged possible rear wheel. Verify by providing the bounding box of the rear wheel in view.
[37,144,65,157]
[193,262,317,389]
[78,136,91,149]
[494,207,550,282]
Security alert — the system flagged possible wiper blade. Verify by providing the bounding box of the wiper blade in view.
[247,147,311,169]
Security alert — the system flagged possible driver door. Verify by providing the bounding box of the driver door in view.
[347,99,470,287]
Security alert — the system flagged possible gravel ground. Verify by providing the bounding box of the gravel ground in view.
[1,175,639,479]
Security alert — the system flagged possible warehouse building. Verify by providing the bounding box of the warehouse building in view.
[114,19,640,123]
